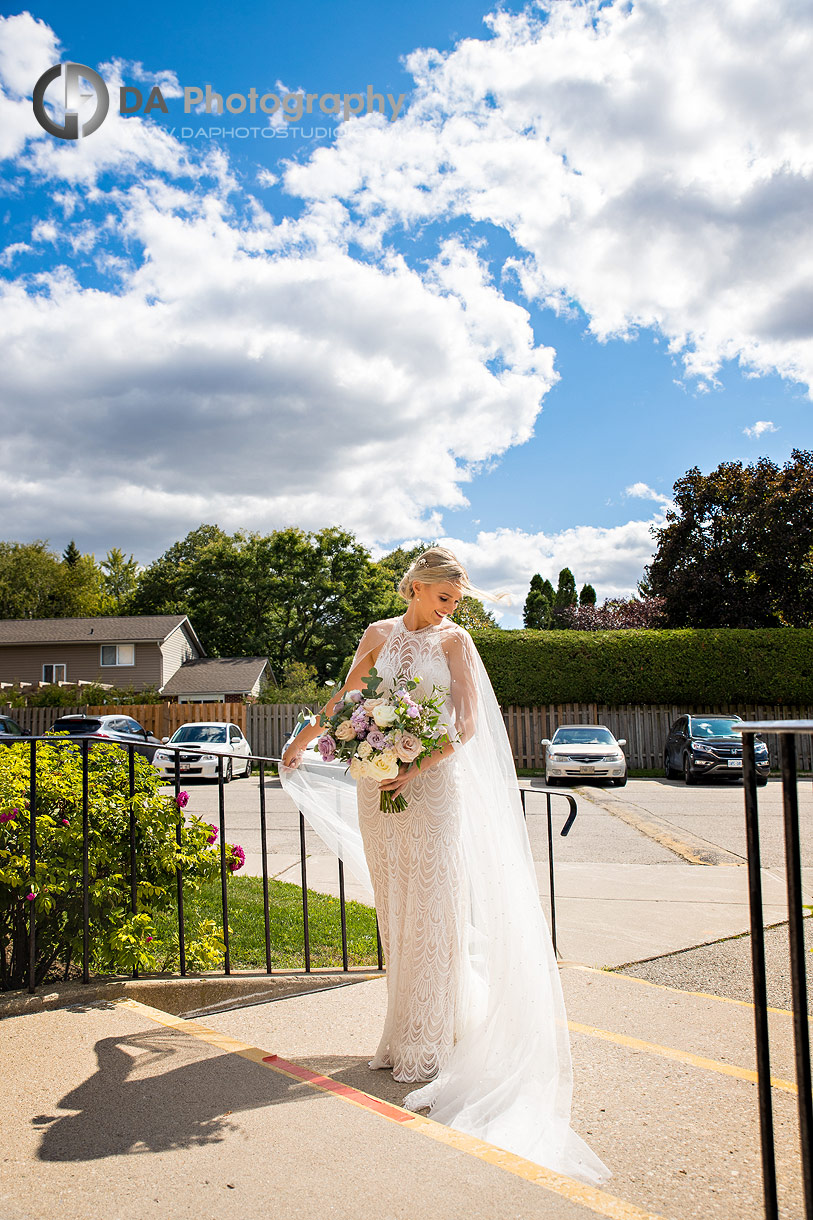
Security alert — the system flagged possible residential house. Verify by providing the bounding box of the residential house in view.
[0,615,203,693]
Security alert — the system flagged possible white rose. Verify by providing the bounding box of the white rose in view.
[369,753,400,781]
[373,703,397,729]
[344,690,362,705]
[348,756,366,780]
[335,719,357,742]
[357,740,372,760]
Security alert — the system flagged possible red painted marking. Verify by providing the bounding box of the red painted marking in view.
[262,1055,414,1123]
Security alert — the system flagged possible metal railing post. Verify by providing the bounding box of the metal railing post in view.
[81,738,90,985]
[217,754,230,975]
[128,744,138,979]
[27,739,37,994]
[779,734,813,1220]
[259,760,272,974]
[742,731,778,1220]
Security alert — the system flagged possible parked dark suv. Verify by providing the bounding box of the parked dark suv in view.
[664,714,770,786]
[47,714,162,760]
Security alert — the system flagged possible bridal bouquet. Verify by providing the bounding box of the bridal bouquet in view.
[316,666,454,813]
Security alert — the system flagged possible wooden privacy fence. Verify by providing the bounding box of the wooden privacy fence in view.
[0,702,311,758]
[504,703,813,772]
[3,701,812,772]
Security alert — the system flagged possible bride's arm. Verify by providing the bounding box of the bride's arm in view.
[281,627,382,767]
[377,629,479,795]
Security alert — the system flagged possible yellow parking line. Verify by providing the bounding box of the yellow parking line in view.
[574,788,743,866]
[119,997,671,1220]
[568,1020,797,1094]
[568,963,800,1019]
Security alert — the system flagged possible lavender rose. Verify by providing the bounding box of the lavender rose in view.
[318,734,337,762]
[367,727,387,750]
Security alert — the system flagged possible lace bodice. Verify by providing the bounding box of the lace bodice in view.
[378,619,452,706]
[353,616,479,747]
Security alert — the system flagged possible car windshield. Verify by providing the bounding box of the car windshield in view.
[690,718,742,738]
[50,719,102,734]
[552,728,615,745]
[171,725,228,744]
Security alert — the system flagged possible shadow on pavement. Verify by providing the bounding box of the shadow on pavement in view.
[34,1026,308,1161]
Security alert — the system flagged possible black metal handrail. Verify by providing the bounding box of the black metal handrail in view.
[739,720,813,1220]
[518,785,578,958]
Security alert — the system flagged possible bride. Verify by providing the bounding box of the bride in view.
[280,546,609,1185]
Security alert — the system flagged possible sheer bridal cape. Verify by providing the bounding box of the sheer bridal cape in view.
[280,616,610,1186]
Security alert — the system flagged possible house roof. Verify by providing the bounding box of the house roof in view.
[0,615,204,651]
[161,656,269,697]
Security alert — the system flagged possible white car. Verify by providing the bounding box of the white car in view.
[542,725,627,787]
[152,721,253,782]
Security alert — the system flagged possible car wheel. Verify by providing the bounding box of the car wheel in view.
[243,757,252,778]
[223,759,233,784]
[611,772,628,787]
[664,751,674,779]
[756,776,769,787]
[683,754,698,786]
[545,774,558,787]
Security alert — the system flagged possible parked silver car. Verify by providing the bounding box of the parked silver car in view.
[152,721,252,782]
[542,725,627,787]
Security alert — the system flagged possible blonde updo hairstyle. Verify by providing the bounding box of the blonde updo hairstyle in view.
[397,545,506,608]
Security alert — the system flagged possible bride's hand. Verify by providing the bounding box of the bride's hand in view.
[378,763,417,798]
[281,743,304,770]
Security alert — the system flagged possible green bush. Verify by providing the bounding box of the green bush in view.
[470,627,813,706]
[0,741,229,990]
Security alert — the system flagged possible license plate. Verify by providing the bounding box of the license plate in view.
[727,759,742,768]
[180,764,191,772]
[580,766,593,774]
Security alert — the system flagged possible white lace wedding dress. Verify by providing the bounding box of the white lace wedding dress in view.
[280,615,610,1186]
[357,617,467,1083]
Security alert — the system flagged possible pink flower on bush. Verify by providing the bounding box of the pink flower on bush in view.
[206,824,218,845]
[175,790,189,809]
[26,892,35,902]
[317,734,336,762]
[0,808,18,824]
[61,818,69,826]
[228,844,245,873]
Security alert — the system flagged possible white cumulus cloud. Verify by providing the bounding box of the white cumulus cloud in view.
[743,420,778,438]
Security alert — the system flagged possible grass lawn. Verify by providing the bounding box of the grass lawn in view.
[155,875,381,971]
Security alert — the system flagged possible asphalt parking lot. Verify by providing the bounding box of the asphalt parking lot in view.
[161,771,812,876]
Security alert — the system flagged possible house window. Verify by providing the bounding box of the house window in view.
[43,664,66,683]
[100,644,135,667]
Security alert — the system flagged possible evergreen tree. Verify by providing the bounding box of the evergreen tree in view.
[62,540,81,567]
[579,583,597,606]
[553,568,578,613]
[523,573,554,629]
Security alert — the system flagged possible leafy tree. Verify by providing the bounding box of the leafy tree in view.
[100,548,140,612]
[0,541,107,619]
[376,543,426,597]
[452,596,499,631]
[131,524,396,680]
[62,540,81,567]
[523,574,554,629]
[579,583,597,606]
[644,449,813,626]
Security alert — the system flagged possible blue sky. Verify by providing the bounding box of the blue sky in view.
[1,0,810,622]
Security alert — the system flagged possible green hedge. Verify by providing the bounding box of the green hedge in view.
[470,628,813,706]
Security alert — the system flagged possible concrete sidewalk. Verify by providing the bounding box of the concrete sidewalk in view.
[2,965,805,1220]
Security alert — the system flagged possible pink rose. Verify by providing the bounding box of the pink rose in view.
[395,732,422,763]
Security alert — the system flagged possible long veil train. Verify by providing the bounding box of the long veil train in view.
[280,619,610,1185]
